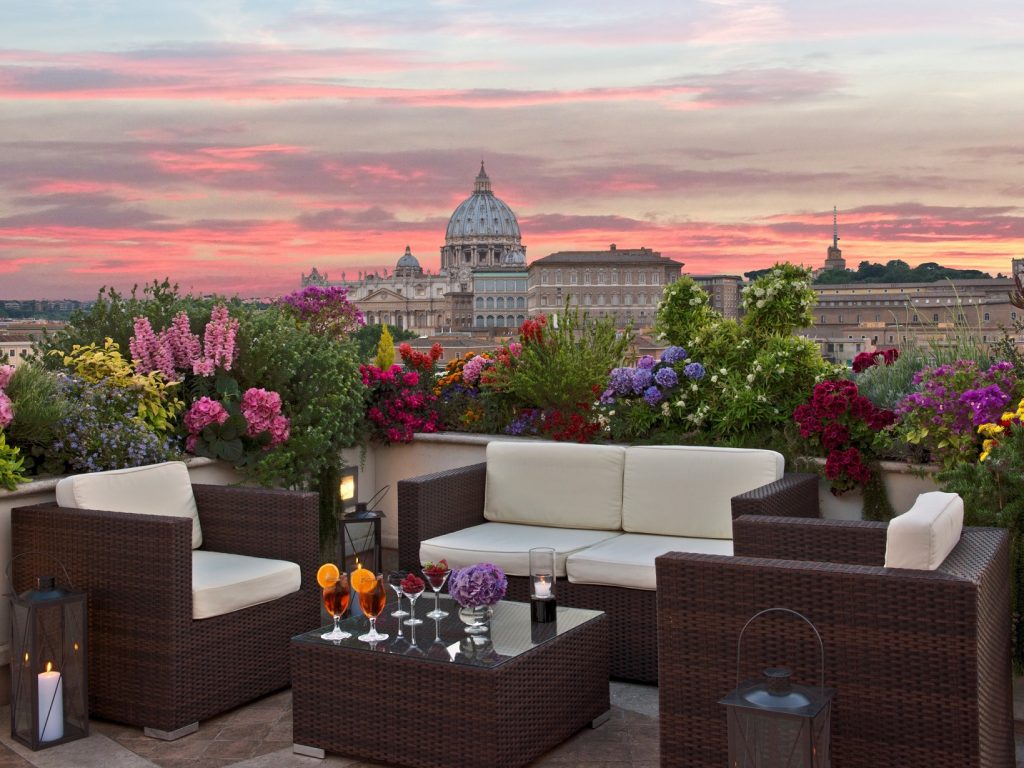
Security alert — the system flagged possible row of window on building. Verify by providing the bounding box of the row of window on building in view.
[475,296,527,310]
[820,311,1013,324]
[537,270,662,286]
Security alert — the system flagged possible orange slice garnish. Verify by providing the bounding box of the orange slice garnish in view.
[316,562,340,588]
[350,564,377,593]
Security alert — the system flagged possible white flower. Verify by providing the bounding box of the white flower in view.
[746,373,755,383]
[756,299,766,308]
[719,368,727,375]
[711,375,719,383]
[661,402,671,416]
[691,383,699,392]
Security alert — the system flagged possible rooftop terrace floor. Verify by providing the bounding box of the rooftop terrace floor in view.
[1,547,1021,767]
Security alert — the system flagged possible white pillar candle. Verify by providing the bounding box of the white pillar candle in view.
[534,577,552,598]
[37,663,64,742]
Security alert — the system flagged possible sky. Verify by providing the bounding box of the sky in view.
[1,1,1023,300]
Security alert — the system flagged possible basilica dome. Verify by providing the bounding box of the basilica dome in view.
[445,162,521,242]
[394,245,423,276]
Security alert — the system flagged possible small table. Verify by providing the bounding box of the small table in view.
[290,596,610,768]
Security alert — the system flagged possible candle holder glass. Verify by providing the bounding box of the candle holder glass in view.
[529,547,557,624]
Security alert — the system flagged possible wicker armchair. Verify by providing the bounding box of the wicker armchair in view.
[12,484,319,739]
[655,515,1015,768]
[398,461,818,682]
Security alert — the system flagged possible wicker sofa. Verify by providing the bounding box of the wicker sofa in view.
[655,508,1015,768]
[397,441,819,682]
[12,463,319,739]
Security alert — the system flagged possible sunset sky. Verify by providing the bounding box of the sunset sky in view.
[1,1,1022,299]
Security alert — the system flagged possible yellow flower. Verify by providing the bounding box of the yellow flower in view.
[977,423,1004,438]
[979,438,998,462]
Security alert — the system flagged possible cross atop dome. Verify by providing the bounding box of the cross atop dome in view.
[474,161,492,194]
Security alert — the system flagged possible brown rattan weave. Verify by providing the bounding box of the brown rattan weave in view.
[397,462,819,683]
[11,483,319,735]
[290,603,609,768]
[655,517,1015,768]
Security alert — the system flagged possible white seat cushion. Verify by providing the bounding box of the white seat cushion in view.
[566,533,734,591]
[420,522,623,577]
[621,446,784,538]
[56,461,203,549]
[884,492,964,570]
[192,550,301,620]
[483,441,626,530]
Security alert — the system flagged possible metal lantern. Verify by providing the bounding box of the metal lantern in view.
[529,547,557,623]
[336,469,385,573]
[9,563,89,751]
[719,608,834,768]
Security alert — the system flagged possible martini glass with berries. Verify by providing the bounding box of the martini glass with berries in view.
[401,572,425,626]
[422,559,451,619]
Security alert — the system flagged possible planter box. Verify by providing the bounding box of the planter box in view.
[816,459,941,520]
[0,458,243,704]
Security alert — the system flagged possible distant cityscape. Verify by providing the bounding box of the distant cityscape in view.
[3,169,1022,368]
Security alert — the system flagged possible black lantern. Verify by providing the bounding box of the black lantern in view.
[9,563,88,751]
[336,467,385,573]
[719,608,833,768]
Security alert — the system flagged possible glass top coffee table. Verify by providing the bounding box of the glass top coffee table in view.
[290,595,609,768]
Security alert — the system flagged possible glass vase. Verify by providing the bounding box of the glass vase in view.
[458,605,493,635]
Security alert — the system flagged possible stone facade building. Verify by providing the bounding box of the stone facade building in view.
[528,245,683,330]
[301,163,528,336]
[691,275,744,319]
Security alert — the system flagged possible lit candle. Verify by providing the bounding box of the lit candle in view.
[534,576,552,598]
[37,662,63,742]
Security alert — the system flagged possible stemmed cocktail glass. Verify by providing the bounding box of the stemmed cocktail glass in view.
[422,560,451,620]
[321,572,351,642]
[401,573,425,626]
[387,571,409,618]
[357,573,389,643]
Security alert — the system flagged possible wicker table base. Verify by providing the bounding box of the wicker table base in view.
[290,600,610,768]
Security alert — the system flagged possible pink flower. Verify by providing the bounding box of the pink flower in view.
[0,391,13,428]
[241,387,283,436]
[161,312,202,371]
[130,316,176,380]
[184,397,229,434]
[267,414,290,446]
[0,365,15,389]
[200,305,238,373]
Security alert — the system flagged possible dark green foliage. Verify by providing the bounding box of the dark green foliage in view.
[940,429,1024,672]
[813,259,992,285]
[350,324,417,363]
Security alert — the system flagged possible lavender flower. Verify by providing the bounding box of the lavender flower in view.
[683,362,706,380]
[631,368,654,394]
[660,346,688,364]
[959,384,1011,427]
[643,386,663,405]
[654,367,678,388]
[448,563,507,607]
[607,367,635,396]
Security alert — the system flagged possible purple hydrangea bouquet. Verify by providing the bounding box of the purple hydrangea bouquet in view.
[448,563,508,608]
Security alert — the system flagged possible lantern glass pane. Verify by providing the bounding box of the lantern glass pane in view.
[727,709,814,768]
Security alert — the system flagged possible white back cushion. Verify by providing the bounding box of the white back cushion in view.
[56,461,202,549]
[483,441,626,530]
[884,492,963,570]
[621,446,784,538]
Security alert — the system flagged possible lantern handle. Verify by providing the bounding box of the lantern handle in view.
[4,551,76,598]
[735,607,825,695]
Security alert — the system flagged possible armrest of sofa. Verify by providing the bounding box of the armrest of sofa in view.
[12,502,194,628]
[192,484,319,580]
[733,514,888,565]
[731,471,819,520]
[397,462,487,570]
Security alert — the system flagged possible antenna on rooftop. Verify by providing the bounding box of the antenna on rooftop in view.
[833,206,839,248]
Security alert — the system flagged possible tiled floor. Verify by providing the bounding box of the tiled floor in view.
[0,681,659,768]
[2,680,1023,767]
